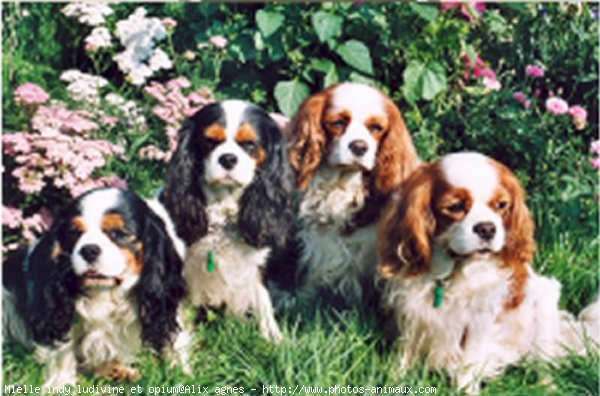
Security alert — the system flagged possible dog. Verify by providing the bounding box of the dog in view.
[285,82,420,308]
[3,187,190,389]
[159,100,295,342]
[378,152,599,394]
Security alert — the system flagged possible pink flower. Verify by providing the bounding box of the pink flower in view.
[513,91,527,103]
[100,116,120,126]
[545,97,569,115]
[139,145,167,161]
[440,2,486,23]
[84,42,98,53]
[161,17,177,29]
[209,35,228,49]
[166,77,191,91]
[591,140,600,155]
[525,65,545,78]
[591,158,600,170]
[96,175,128,189]
[3,206,23,229]
[523,100,531,110]
[462,54,485,79]
[568,105,587,130]
[14,83,50,106]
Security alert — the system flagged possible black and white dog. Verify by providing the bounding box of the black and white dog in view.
[3,188,190,388]
[160,100,295,342]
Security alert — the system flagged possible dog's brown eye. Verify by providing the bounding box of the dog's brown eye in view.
[495,201,508,210]
[240,141,258,152]
[107,228,130,241]
[368,124,384,133]
[330,119,347,128]
[447,202,466,213]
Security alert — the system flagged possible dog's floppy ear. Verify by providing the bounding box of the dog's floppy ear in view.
[239,113,296,249]
[134,207,187,352]
[287,92,328,190]
[496,161,536,309]
[378,164,435,279]
[23,224,81,346]
[374,99,420,196]
[161,118,208,245]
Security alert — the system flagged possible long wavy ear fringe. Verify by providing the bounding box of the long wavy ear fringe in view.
[160,119,208,245]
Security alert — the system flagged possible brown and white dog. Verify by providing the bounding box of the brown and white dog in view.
[286,82,420,308]
[3,188,191,389]
[378,152,599,394]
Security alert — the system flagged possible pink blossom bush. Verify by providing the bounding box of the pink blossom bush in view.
[525,65,545,78]
[14,83,50,106]
[142,77,214,161]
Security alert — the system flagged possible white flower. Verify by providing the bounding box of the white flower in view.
[60,70,108,106]
[482,77,502,91]
[103,93,147,129]
[149,48,173,71]
[113,7,172,86]
[84,26,112,49]
[62,2,113,26]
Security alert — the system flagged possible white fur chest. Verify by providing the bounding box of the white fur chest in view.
[298,168,376,304]
[299,168,367,228]
[74,290,141,368]
[183,197,270,316]
[388,259,513,370]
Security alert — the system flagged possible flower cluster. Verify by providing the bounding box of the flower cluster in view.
[84,26,112,52]
[5,84,125,196]
[61,69,108,106]
[142,77,214,160]
[509,64,588,131]
[114,7,173,85]
[14,83,50,106]
[2,206,52,249]
[462,54,501,91]
[62,2,113,26]
[544,97,587,130]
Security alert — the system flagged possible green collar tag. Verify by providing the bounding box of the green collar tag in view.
[207,251,217,273]
[433,281,444,308]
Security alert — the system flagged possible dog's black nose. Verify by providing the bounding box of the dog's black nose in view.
[473,222,496,241]
[218,153,238,170]
[80,244,101,263]
[348,140,369,157]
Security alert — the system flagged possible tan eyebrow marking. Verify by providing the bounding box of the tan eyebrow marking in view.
[72,217,87,233]
[205,124,227,141]
[236,123,259,143]
[101,213,125,230]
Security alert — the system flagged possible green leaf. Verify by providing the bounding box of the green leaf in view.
[402,60,447,102]
[312,11,343,43]
[274,80,310,118]
[465,44,477,67]
[256,10,284,38]
[324,64,339,87]
[408,3,439,22]
[335,40,374,75]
